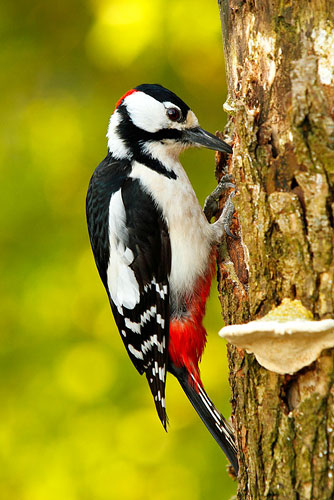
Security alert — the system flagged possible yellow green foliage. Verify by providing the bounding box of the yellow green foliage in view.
[0,1,235,498]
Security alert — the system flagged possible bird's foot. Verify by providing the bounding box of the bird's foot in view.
[203,174,235,221]
[204,175,237,238]
[220,190,237,238]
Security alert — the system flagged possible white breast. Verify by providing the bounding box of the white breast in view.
[130,160,213,310]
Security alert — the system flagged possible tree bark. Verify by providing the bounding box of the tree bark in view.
[217,1,334,498]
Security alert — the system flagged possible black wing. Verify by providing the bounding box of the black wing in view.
[87,157,171,428]
[86,153,131,289]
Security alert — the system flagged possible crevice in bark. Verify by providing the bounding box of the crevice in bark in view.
[269,133,279,158]
[290,283,297,298]
[279,379,291,415]
[298,114,312,153]
[252,297,270,318]
[290,177,298,190]
[290,418,298,497]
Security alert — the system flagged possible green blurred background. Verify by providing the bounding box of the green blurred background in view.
[0,0,236,498]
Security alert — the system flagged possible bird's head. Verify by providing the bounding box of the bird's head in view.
[107,84,232,161]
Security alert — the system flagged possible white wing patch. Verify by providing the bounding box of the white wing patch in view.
[107,189,140,313]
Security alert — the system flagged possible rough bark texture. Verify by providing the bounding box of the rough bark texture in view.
[217,1,334,498]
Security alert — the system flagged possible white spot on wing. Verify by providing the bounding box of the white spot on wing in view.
[128,344,144,360]
[156,314,165,329]
[155,282,167,299]
[124,317,141,334]
[158,366,165,382]
[140,305,157,326]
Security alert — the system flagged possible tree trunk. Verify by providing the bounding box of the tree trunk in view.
[217,1,334,498]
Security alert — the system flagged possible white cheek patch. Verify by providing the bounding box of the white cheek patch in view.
[123,92,199,136]
[107,189,140,312]
[124,91,169,133]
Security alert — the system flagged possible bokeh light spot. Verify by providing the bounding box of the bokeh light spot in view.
[86,0,160,68]
[56,342,114,402]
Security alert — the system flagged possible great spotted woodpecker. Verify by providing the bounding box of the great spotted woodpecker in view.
[86,84,238,473]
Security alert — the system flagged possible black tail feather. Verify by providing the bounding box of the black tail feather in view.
[169,363,239,474]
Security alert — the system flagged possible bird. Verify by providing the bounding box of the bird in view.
[86,83,238,473]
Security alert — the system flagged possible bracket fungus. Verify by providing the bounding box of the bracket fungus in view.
[219,299,334,374]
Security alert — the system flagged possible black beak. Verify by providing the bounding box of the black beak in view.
[182,127,232,154]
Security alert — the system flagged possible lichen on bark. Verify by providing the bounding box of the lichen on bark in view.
[217,1,334,497]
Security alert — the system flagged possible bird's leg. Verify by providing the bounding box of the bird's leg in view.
[204,175,237,239]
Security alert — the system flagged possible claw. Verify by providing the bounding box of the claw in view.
[221,192,237,239]
[204,174,236,221]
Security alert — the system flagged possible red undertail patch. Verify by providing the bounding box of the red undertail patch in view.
[168,251,217,388]
[114,88,137,111]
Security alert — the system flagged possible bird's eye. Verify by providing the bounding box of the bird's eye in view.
[167,107,181,122]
